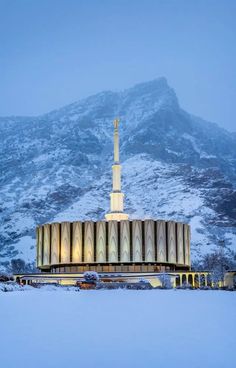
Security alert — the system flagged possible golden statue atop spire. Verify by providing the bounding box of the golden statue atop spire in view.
[113,118,119,129]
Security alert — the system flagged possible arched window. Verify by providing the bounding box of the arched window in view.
[207,274,211,287]
[182,274,187,286]
[194,274,199,288]
[176,275,181,287]
[188,274,193,286]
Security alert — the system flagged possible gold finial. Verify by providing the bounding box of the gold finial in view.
[113,118,120,129]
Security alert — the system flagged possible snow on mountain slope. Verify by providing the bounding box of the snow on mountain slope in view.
[0,78,235,268]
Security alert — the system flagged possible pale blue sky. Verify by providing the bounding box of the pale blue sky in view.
[0,0,235,131]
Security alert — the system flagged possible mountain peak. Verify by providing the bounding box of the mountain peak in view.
[131,77,169,90]
[121,77,179,112]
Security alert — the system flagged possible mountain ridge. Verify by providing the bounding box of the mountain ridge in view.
[0,77,235,270]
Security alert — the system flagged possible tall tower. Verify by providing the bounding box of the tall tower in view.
[105,118,129,221]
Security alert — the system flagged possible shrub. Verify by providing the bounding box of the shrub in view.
[0,273,14,282]
[157,273,172,289]
[83,271,99,282]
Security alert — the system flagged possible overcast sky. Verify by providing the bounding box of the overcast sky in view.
[0,0,235,131]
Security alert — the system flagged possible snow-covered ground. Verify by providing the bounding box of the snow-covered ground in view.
[0,290,235,368]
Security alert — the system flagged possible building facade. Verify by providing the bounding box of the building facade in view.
[36,118,191,273]
[37,219,190,272]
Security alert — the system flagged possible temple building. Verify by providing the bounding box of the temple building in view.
[36,119,191,274]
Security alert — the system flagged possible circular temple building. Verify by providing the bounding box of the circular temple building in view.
[36,119,191,273]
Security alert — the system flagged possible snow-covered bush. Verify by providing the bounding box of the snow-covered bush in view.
[0,282,80,292]
[37,284,80,292]
[158,273,172,289]
[0,281,32,292]
[139,278,150,284]
[83,271,99,282]
[96,281,152,290]
[180,282,192,290]
[0,273,13,282]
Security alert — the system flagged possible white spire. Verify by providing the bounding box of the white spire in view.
[105,118,129,221]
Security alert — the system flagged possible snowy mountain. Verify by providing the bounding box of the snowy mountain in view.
[0,77,236,268]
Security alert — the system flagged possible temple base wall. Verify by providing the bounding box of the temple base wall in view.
[48,263,190,273]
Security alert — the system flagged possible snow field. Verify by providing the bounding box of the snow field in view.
[0,289,235,368]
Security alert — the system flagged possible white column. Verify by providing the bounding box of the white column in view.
[114,120,119,163]
[112,164,121,191]
[105,118,129,221]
